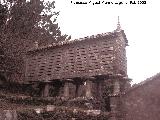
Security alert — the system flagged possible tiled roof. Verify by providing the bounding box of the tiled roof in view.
[27,30,123,52]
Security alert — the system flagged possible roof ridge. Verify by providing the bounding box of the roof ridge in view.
[27,30,118,52]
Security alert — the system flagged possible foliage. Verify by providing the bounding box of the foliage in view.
[17,109,43,120]
[1,0,70,44]
[0,0,71,81]
[16,106,110,120]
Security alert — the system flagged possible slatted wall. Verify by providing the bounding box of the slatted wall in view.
[26,32,127,82]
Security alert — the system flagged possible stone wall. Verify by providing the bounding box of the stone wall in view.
[123,74,160,120]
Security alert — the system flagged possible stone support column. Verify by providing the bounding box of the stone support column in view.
[109,79,121,120]
[97,81,103,99]
[109,95,119,120]
[75,84,80,97]
[85,80,92,98]
[64,82,69,97]
[43,83,50,97]
[113,79,120,95]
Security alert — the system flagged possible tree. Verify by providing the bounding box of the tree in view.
[0,0,71,82]
[0,3,8,45]
[2,0,70,46]
[0,3,9,81]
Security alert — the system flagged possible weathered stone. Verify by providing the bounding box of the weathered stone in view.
[64,82,69,97]
[43,83,50,97]
[85,80,92,98]
[46,105,55,112]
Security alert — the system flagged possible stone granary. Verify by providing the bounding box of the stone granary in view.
[25,20,131,114]
[1,18,160,120]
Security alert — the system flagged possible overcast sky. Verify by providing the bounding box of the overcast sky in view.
[52,0,160,84]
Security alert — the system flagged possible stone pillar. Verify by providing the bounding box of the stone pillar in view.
[96,81,103,99]
[43,83,50,97]
[64,82,69,97]
[113,79,120,95]
[109,79,121,120]
[75,84,80,97]
[109,96,119,120]
[85,80,92,98]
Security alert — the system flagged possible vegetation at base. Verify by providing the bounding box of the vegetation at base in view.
[17,106,110,120]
